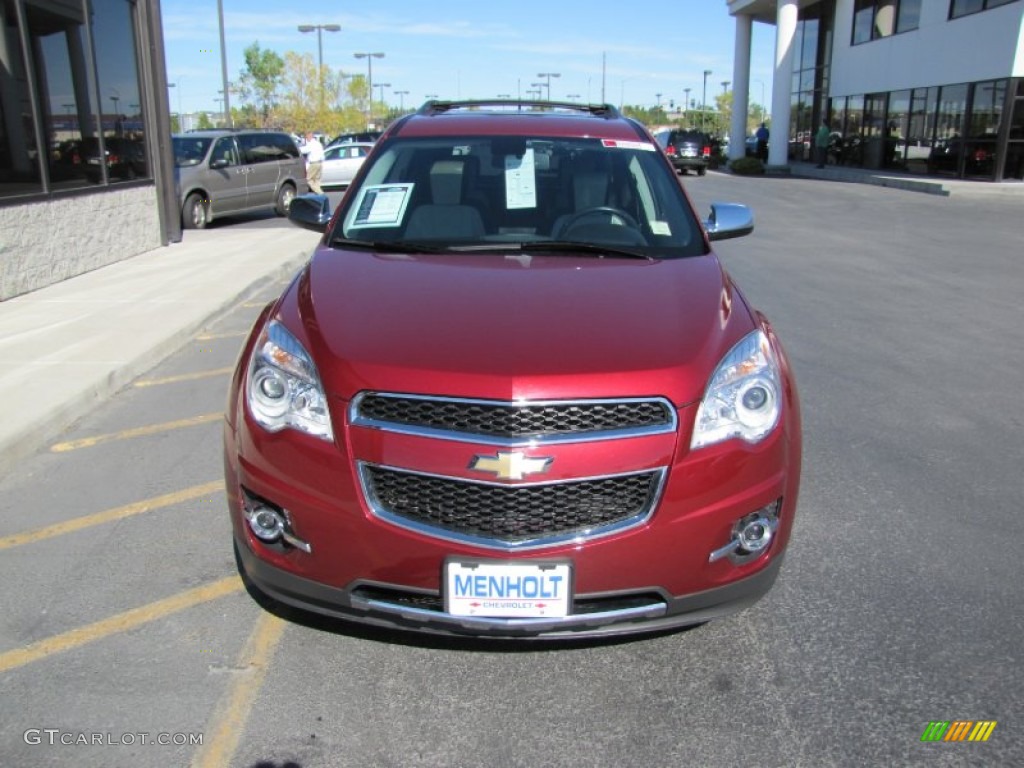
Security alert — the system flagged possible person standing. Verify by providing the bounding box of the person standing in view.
[300,131,325,194]
[815,120,831,168]
[755,122,770,163]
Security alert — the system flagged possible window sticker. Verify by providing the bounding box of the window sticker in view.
[651,221,672,236]
[601,139,657,151]
[349,183,415,228]
[505,148,537,209]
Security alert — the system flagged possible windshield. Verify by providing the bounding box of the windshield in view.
[334,135,705,258]
[172,137,212,167]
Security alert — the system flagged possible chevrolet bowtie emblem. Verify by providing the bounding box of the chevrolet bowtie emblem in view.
[469,451,553,481]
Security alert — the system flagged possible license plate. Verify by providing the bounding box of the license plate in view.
[445,560,571,618]
[681,149,697,157]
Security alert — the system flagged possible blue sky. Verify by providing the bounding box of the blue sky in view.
[161,1,776,117]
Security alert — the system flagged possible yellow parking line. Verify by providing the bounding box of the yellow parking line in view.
[0,576,243,674]
[196,331,247,341]
[191,612,287,768]
[0,481,222,550]
[50,413,222,452]
[134,368,234,388]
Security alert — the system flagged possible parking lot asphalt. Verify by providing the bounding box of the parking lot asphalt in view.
[0,168,1019,477]
[0,223,321,476]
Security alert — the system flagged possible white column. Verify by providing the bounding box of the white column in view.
[729,14,753,162]
[770,0,799,167]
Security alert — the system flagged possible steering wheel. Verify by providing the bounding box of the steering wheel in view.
[560,206,641,236]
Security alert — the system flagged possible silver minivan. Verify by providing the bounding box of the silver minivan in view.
[172,130,307,229]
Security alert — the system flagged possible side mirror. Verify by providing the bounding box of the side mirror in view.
[209,158,229,170]
[704,202,754,242]
[288,193,332,233]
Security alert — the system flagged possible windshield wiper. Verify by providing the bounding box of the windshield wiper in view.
[329,238,447,254]
[516,241,654,260]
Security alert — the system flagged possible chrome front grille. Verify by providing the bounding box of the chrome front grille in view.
[351,393,676,444]
[359,464,665,549]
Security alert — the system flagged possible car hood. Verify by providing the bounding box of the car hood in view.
[287,247,755,406]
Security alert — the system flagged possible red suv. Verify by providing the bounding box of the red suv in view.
[224,100,802,639]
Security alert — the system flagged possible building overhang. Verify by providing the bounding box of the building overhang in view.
[727,0,777,23]
[727,0,820,25]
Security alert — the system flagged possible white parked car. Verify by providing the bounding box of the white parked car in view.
[320,141,374,188]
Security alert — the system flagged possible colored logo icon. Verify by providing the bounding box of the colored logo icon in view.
[921,721,997,742]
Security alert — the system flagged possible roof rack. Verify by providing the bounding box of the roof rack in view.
[417,99,621,119]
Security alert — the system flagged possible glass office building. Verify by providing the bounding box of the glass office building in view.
[0,0,175,300]
[727,0,1024,182]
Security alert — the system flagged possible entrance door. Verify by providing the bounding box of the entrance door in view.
[863,93,888,169]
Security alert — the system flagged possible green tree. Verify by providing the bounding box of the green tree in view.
[237,42,285,126]
[275,52,364,136]
[714,91,733,137]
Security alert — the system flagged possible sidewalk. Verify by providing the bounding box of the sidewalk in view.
[0,224,321,474]
[782,161,1024,198]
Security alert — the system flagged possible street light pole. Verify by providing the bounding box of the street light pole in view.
[375,83,391,115]
[394,89,409,111]
[354,52,385,126]
[684,88,691,123]
[217,0,232,127]
[298,24,341,111]
[702,69,712,132]
[537,72,560,101]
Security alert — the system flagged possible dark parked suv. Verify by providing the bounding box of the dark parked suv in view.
[655,129,712,175]
[172,130,306,229]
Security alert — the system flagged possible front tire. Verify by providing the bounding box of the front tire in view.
[275,183,296,216]
[182,193,208,229]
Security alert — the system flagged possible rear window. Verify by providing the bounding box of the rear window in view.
[237,133,300,164]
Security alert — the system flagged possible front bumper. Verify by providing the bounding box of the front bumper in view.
[235,535,784,639]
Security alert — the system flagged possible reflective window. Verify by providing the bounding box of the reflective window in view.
[853,0,875,44]
[886,90,911,169]
[928,84,969,176]
[874,0,897,37]
[91,0,146,184]
[801,18,819,70]
[844,96,865,165]
[950,0,984,16]
[905,87,937,174]
[1,0,146,200]
[950,0,1018,18]
[853,0,920,43]
[1,0,43,196]
[897,0,923,31]
[1009,94,1024,140]
[35,13,95,190]
[963,80,1006,179]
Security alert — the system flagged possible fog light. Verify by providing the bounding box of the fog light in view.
[240,491,313,553]
[708,501,780,564]
[244,502,285,542]
[737,516,773,554]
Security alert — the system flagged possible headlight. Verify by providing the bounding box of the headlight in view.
[246,320,333,441]
[691,330,781,449]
